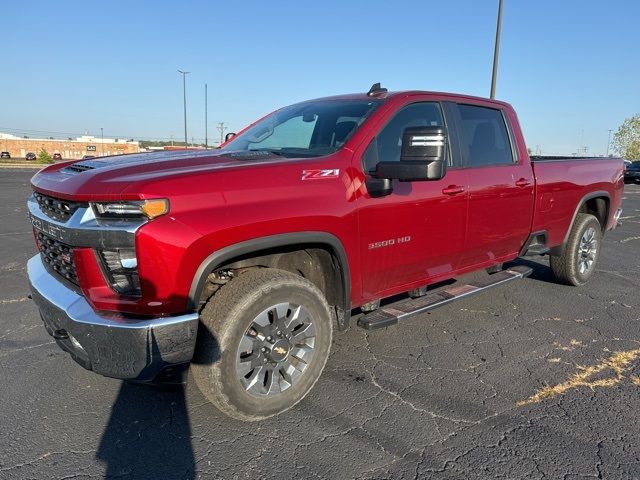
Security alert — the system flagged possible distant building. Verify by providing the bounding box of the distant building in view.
[0,133,140,160]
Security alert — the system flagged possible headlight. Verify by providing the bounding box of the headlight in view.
[100,249,141,296]
[92,199,169,219]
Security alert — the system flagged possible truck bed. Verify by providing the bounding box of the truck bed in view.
[530,156,624,248]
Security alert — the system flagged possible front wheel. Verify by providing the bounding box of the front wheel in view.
[549,213,602,286]
[190,268,333,421]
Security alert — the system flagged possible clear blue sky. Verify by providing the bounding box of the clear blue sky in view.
[3,0,639,154]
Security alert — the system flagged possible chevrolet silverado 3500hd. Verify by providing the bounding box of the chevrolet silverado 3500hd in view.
[27,84,624,420]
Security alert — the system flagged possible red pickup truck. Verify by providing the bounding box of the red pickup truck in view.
[27,84,624,420]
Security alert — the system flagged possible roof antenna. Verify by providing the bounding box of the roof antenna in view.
[367,82,388,97]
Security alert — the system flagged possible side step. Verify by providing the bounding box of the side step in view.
[357,266,532,331]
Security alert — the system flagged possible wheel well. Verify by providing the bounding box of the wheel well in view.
[579,196,609,230]
[197,243,349,329]
[549,193,611,256]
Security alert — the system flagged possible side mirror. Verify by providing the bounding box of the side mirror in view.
[224,132,236,142]
[375,126,447,181]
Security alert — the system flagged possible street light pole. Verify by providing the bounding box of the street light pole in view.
[490,0,503,99]
[178,70,190,147]
[101,127,104,156]
[606,129,613,157]
[205,83,208,149]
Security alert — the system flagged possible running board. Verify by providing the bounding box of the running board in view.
[357,266,533,330]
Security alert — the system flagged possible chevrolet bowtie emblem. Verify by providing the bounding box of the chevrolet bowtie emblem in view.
[274,346,287,355]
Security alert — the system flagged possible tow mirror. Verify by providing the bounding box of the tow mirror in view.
[375,126,447,181]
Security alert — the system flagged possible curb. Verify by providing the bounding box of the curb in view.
[0,164,46,169]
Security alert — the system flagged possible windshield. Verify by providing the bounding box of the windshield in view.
[220,98,382,158]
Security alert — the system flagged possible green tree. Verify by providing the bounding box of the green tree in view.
[612,114,640,160]
[37,148,53,164]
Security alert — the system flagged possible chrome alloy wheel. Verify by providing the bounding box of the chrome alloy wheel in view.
[577,226,598,275]
[236,302,316,397]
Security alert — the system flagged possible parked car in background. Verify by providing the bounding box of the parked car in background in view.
[53,153,62,161]
[1,151,11,159]
[81,155,95,160]
[25,152,37,161]
[625,161,640,184]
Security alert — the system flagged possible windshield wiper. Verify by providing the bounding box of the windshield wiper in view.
[247,148,285,156]
[219,149,284,160]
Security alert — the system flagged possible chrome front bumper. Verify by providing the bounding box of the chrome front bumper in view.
[27,255,199,381]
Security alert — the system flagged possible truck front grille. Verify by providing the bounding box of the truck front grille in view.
[34,192,85,222]
[35,231,78,286]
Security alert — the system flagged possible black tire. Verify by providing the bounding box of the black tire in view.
[190,268,333,421]
[549,213,602,286]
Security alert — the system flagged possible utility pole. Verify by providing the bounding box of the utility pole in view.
[216,122,227,145]
[490,0,503,99]
[205,83,208,149]
[606,129,613,156]
[100,127,104,156]
[178,70,190,147]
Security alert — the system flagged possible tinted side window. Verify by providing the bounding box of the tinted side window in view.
[363,102,444,174]
[458,104,514,166]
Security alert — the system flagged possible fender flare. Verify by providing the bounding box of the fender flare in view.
[553,190,611,254]
[187,231,351,320]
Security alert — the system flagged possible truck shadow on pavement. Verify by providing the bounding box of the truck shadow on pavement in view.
[505,258,555,283]
[96,382,196,479]
[95,301,224,479]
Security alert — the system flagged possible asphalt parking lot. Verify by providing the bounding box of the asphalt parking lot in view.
[1,168,639,479]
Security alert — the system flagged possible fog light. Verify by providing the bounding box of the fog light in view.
[100,249,141,296]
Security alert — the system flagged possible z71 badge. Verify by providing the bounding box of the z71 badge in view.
[301,169,339,180]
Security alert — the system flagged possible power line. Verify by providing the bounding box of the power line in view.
[0,126,219,143]
[216,122,227,145]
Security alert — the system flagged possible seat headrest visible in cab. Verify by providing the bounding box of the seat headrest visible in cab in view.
[472,122,496,150]
[334,121,357,146]
[470,122,497,165]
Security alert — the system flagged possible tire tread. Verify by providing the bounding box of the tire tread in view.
[191,268,332,421]
[549,213,601,286]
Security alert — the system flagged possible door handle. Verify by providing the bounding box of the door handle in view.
[442,185,465,195]
[515,178,531,187]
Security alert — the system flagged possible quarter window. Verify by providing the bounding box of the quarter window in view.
[457,104,514,166]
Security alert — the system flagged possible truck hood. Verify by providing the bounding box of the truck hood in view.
[31,149,294,201]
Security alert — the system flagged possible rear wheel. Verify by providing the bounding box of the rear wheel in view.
[549,213,602,286]
[190,268,333,421]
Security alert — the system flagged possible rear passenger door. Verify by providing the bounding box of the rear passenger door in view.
[454,103,534,268]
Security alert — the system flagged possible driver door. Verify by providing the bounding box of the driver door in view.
[356,100,468,300]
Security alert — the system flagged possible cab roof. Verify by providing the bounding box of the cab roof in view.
[303,90,513,109]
